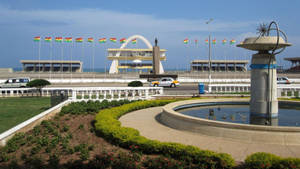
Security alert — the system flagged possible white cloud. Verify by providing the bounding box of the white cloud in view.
[1,5,285,69]
[0,6,256,34]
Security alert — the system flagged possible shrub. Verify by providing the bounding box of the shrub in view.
[128,81,143,87]
[26,79,51,96]
[59,100,132,115]
[94,100,235,169]
[143,156,184,169]
[5,133,26,153]
[244,152,300,169]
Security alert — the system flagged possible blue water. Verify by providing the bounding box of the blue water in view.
[178,105,300,127]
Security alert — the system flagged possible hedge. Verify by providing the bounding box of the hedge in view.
[244,152,300,169]
[94,100,235,169]
[128,81,143,87]
[59,100,132,115]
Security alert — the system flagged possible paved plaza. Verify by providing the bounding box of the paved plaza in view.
[120,107,300,162]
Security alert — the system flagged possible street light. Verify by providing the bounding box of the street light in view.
[206,18,213,91]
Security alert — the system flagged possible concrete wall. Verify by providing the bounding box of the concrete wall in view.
[0,100,70,146]
[161,99,300,145]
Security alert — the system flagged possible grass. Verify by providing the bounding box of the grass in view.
[278,97,300,101]
[0,97,51,133]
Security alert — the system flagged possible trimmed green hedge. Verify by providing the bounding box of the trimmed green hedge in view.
[94,100,235,169]
[60,100,132,115]
[244,152,300,169]
[128,81,143,87]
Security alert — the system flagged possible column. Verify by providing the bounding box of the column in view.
[250,52,278,117]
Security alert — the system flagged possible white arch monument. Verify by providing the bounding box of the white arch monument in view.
[108,35,165,74]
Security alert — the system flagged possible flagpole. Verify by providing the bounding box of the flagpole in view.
[49,38,52,81]
[206,18,213,90]
[81,40,84,81]
[104,39,107,78]
[92,39,95,82]
[70,39,73,84]
[224,40,227,81]
[61,40,64,82]
[38,40,41,79]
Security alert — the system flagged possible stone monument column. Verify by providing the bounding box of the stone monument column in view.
[153,38,160,74]
[250,51,278,117]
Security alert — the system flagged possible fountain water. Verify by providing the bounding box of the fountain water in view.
[159,22,300,144]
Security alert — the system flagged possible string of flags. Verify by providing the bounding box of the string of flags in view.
[33,36,138,44]
[34,36,237,45]
[183,38,237,45]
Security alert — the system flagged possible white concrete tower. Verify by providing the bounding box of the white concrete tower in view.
[237,22,291,118]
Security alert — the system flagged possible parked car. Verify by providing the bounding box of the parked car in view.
[150,77,180,87]
[0,77,30,88]
[277,77,291,84]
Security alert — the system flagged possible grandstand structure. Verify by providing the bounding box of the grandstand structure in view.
[284,57,300,72]
[20,60,82,72]
[190,60,249,72]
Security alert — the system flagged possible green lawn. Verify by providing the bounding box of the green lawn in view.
[0,97,51,133]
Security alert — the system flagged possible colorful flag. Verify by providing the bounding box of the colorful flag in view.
[183,38,188,44]
[212,39,216,45]
[65,37,72,42]
[230,39,236,45]
[110,38,117,43]
[132,39,137,44]
[55,37,63,42]
[34,36,41,42]
[45,37,52,42]
[222,39,227,45]
[76,38,83,43]
[87,38,94,43]
[120,38,126,43]
[205,39,208,44]
[99,38,106,43]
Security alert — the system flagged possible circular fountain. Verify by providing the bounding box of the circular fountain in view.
[160,99,300,144]
[159,22,300,145]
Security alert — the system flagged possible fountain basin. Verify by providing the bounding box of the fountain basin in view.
[236,36,291,51]
[160,98,300,145]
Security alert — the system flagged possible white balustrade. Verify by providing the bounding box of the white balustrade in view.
[208,84,300,98]
[208,84,251,94]
[0,87,163,101]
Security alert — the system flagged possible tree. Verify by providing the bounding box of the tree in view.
[26,79,51,96]
[128,81,143,87]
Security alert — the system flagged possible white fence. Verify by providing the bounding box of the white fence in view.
[208,84,251,93]
[70,87,163,101]
[0,87,163,101]
[208,84,300,98]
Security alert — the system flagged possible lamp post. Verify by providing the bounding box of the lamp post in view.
[206,18,213,90]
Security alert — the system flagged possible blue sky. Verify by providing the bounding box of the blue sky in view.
[0,0,299,69]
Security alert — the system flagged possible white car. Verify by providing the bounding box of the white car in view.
[150,77,180,88]
[277,77,291,84]
[0,77,30,88]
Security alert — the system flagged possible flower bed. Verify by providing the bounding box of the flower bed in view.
[95,100,235,169]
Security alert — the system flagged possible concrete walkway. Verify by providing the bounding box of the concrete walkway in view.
[119,107,300,162]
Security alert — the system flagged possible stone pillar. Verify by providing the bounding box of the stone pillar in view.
[250,51,278,117]
[153,45,160,74]
[22,63,25,72]
[60,63,63,72]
